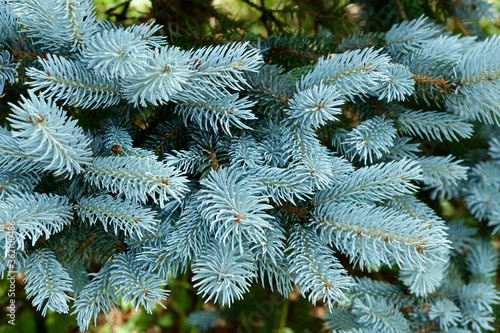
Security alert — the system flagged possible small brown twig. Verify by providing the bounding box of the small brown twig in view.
[394,0,408,21]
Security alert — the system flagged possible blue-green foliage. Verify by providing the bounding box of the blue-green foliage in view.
[187,310,220,332]
[27,54,122,108]
[288,225,352,310]
[24,249,74,316]
[192,240,255,306]
[76,194,159,238]
[7,90,93,177]
[343,116,397,163]
[0,49,16,94]
[0,1,499,332]
[0,193,72,251]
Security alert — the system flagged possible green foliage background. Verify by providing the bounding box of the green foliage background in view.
[1,1,500,332]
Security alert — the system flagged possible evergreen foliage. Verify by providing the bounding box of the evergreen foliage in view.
[1,0,500,331]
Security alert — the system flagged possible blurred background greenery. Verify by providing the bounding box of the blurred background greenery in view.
[91,0,500,43]
[1,0,500,332]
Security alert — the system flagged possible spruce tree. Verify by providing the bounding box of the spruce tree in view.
[1,0,500,331]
